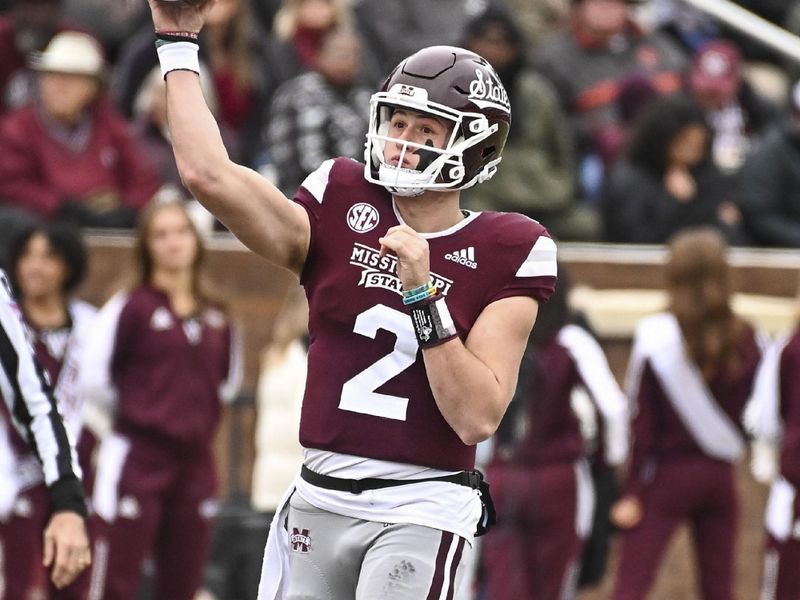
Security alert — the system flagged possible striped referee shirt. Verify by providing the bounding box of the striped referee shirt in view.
[0,269,86,516]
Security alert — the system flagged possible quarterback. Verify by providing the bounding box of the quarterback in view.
[147,0,557,598]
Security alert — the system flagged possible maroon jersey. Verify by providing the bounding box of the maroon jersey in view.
[103,286,238,446]
[294,158,557,471]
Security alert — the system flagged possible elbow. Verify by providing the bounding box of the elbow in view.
[456,419,498,447]
[178,158,226,198]
[180,167,220,198]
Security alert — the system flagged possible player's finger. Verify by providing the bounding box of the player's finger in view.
[378,236,403,257]
[51,542,73,588]
[42,532,55,567]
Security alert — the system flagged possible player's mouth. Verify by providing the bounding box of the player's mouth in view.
[389,154,416,168]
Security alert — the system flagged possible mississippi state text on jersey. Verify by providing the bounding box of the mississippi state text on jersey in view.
[295,158,557,471]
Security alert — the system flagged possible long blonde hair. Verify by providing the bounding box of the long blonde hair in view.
[667,228,744,380]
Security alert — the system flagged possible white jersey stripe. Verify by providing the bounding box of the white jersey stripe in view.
[515,236,557,278]
[0,270,81,487]
[299,158,336,203]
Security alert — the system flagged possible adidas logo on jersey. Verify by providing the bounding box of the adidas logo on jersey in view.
[445,247,477,269]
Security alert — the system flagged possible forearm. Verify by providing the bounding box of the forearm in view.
[423,340,509,446]
[165,70,231,198]
[417,296,537,446]
[164,69,309,272]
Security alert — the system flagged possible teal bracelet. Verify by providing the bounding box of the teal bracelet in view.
[402,281,437,306]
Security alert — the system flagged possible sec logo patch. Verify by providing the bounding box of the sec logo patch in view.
[347,203,380,233]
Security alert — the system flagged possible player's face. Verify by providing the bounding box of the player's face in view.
[384,109,451,170]
[16,233,68,301]
[147,206,199,274]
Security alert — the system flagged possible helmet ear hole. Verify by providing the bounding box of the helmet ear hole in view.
[448,166,465,181]
[468,119,487,133]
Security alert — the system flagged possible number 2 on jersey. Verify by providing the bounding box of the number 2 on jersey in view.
[339,304,418,420]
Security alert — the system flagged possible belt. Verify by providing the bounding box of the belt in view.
[299,464,496,536]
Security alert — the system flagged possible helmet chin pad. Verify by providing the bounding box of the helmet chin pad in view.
[377,164,428,197]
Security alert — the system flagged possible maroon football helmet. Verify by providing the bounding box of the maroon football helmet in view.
[364,45,511,197]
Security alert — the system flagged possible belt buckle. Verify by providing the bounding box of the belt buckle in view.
[467,470,482,489]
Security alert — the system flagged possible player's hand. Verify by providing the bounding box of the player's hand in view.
[611,495,644,530]
[379,225,430,290]
[43,511,91,589]
[147,0,216,35]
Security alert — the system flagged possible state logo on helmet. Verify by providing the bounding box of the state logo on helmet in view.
[364,45,511,197]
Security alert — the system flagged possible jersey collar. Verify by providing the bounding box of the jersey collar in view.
[391,199,482,239]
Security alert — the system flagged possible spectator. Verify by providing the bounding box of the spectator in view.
[500,0,571,48]
[535,0,687,140]
[688,39,782,173]
[0,223,96,600]
[80,200,242,600]
[462,7,599,241]
[62,0,147,62]
[602,94,745,244]
[114,0,282,164]
[0,0,72,113]
[206,285,309,600]
[649,0,720,54]
[257,27,372,195]
[735,81,800,247]
[744,283,800,600]
[593,72,659,171]
[0,31,162,228]
[481,266,629,599]
[273,0,350,70]
[251,285,308,517]
[353,0,484,75]
[534,0,687,197]
[611,228,764,600]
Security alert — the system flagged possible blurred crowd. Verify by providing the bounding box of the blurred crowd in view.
[2,0,800,599]
[2,0,800,248]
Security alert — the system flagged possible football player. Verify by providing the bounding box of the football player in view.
[147,1,557,597]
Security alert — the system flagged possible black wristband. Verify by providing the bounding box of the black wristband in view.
[49,476,89,518]
[409,295,458,348]
[156,31,199,44]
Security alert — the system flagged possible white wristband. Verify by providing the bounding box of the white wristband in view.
[156,41,200,79]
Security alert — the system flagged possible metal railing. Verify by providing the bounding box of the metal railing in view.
[682,0,800,63]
